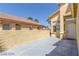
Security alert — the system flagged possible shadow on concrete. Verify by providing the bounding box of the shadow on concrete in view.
[46,39,78,56]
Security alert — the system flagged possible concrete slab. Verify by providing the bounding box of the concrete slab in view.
[0,37,78,56]
[46,39,78,56]
[0,37,60,56]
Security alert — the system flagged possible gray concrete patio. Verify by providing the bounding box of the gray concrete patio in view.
[0,37,78,56]
[46,39,78,56]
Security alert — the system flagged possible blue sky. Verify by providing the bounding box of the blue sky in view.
[0,3,59,26]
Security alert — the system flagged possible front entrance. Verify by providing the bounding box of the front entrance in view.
[65,23,76,39]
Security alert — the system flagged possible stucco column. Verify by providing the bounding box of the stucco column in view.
[0,21,2,30]
[60,16,64,39]
[51,21,54,34]
[0,24,2,30]
[11,23,15,30]
[59,4,69,39]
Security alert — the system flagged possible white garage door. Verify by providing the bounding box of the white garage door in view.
[65,23,76,39]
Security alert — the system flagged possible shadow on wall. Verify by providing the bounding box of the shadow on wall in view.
[46,39,78,56]
[0,40,7,52]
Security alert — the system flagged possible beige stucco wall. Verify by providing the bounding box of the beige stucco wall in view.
[0,23,2,30]
[51,15,59,22]
[60,4,69,38]
[50,4,69,39]
[0,21,41,30]
[49,4,69,38]
[0,20,2,30]
[11,23,16,30]
[0,30,49,52]
[50,15,59,34]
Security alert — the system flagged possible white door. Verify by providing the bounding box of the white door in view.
[65,23,76,39]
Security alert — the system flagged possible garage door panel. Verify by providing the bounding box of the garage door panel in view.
[65,23,76,39]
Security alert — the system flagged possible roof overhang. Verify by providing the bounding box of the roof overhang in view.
[71,3,78,18]
[64,12,72,18]
[49,9,60,20]
[57,3,66,7]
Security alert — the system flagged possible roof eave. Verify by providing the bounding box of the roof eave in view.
[49,9,60,20]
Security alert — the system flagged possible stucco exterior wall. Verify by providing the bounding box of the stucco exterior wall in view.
[49,4,69,38]
[0,21,42,30]
[0,23,2,30]
[0,30,49,51]
[51,15,59,25]
[11,23,16,30]
[0,20,2,30]
[50,15,59,34]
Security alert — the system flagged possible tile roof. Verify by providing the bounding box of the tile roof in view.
[0,13,42,26]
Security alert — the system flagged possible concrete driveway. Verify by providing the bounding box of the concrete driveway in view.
[0,37,78,56]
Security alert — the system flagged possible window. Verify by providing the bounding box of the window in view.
[56,25,60,32]
[53,21,56,23]
[2,24,11,30]
[15,24,21,30]
[53,26,56,32]
[56,20,60,32]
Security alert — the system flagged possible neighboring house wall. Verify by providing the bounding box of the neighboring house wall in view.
[0,23,43,30]
[1,22,21,30]
[0,13,44,30]
[0,20,43,30]
[20,24,29,30]
[2,23,12,30]
[0,23,2,30]
[12,23,16,30]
